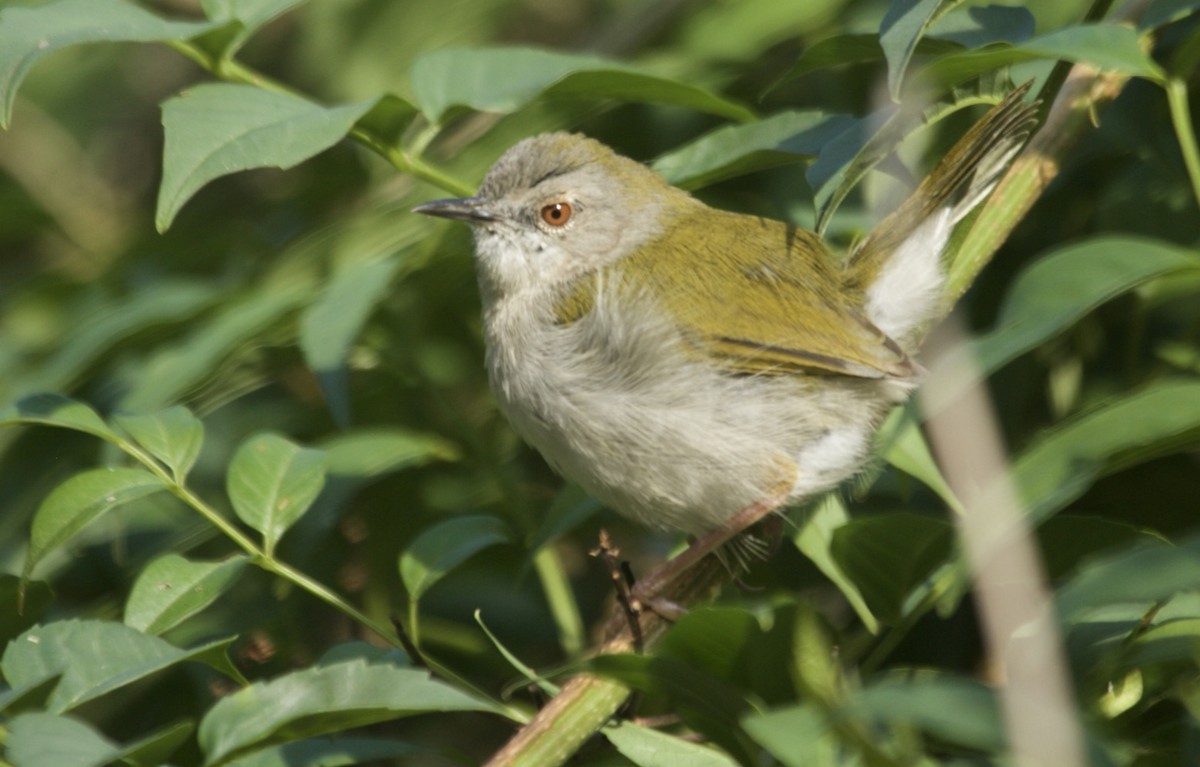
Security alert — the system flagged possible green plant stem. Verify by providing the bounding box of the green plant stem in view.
[1166,77,1200,211]
[165,40,473,196]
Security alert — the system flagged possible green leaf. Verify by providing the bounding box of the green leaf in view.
[918,24,1167,91]
[652,110,855,189]
[0,393,118,442]
[353,93,420,146]
[300,257,403,425]
[877,406,964,514]
[0,0,217,128]
[791,495,879,633]
[197,659,494,765]
[880,0,954,99]
[157,83,375,231]
[227,432,326,553]
[410,46,754,124]
[6,713,193,767]
[125,554,248,635]
[321,428,459,478]
[119,289,307,412]
[1058,536,1200,619]
[200,0,305,30]
[526,483,603,553]
[114,405,205,483]
[1011,379,1200,525]
[6,712,120,767]
[400,515,510,601]
[927,4,1034,48]
[24,467,166,579]
[0,576,51,648]
[224,737,422,767]
[0,674,59,717]
[1143,0,1200,29]
[777,33,959,85]
[18,281,218,398]
[967,237,1200,377]
[830,513,955,624]
[845,673,1004,751]
[604,721,738,767]
[2,620,237,712]
[741,700,832,767]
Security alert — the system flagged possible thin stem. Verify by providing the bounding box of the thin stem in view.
[1167,77,1200,211]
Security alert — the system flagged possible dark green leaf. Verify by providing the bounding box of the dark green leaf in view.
[115,405,205,482]
[228,432,326,552]
[652,110,855,189]
[125,554,248,635]
[400,515,510,601]
[1012,379,1200,524]
[2,620,238,712]
[1058,536,1200,619]
[927,4,1035,48]
[119,289,307,412]
[791,495,878,632]
[197,659,495,765]
[157,83,374,231]
[880,0,953,99]
[830,513,955,624]
[0,393,118,442]
[0,0,217,128]
[353,94,420,146]
[120,719,196,767]
[526,483,603,553]
[24,467,166,579]
[1142,0,1200,29]
[966,237,1200,378]
[0,674,59,717]
[0,575,51,647]
[845,673,1004,751]
[410,47,754,124]
[604,721,738,767]
[918,24,1166,91]
[224,737,422,767]
[300,257,403,424]
[778,33,959,85]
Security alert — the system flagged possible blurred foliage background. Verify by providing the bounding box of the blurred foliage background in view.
[1,0,1200,765]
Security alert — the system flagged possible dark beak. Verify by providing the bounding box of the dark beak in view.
[412,197,497,223]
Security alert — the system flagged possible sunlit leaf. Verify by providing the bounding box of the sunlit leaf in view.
[158,84,374,231]
[114,406,205,482]
[227,433,326,553]
[197,659,495,765]
[24,467,166,579]
[0,0,217,128]
[410,47,754,124]
[125,554,248,635]
[400,515,510,601]
[2,620,237,712]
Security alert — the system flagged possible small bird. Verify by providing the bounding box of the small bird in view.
[416,86,1036,591]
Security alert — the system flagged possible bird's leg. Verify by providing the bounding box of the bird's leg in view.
[628,486,791,620]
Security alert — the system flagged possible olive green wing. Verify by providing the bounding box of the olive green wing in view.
[559,209,915,379]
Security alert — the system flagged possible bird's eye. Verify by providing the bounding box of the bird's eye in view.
[540,201,573,227]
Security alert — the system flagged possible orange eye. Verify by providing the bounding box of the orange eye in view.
[540,201,573,227]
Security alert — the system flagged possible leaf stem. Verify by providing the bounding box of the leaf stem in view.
[1166,77,1200,211]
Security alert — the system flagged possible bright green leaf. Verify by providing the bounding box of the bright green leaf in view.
[227,432,326,553]
[157,83,375,231]
[400,515,510,601]
[830,513,955,624]
[24,467,166,579]
[125,554,248,635]
[2,620,237,712]
[197,659,494,765]
[0,0,217,128]
[410,47,754,124]
[6,712,119,767]
[652,110,855,189]
[880,0,953,99]
[0,393,118,442]
[918,24,1167,91]
[321,428,459,478]
[114,406,205,482]
[224,737,422,767]
[604,721,738,767]
[791,495,879,633]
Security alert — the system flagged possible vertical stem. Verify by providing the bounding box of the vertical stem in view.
[1166,77,1200,211]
